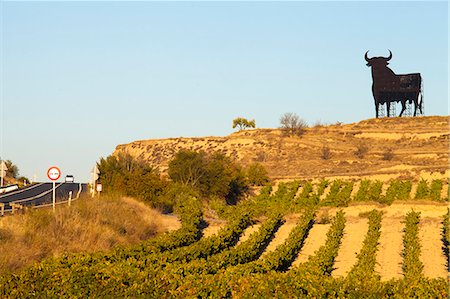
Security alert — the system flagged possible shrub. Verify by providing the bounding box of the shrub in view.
[246,163,270,186]
[382,148,394,160]
[169,150,249,204]
[321,145,332,160]
[279,112,308,137]
[354,143,369,159]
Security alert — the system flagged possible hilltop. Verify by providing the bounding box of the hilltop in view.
[114,116,449,182]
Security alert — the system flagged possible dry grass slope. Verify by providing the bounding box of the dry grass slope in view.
[114,116,449,181]
[0,195,180,275]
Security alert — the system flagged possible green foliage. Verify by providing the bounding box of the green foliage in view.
[383,180,412,204]
[296,181,318,206]
[321,180,353,207]
[415,179,430,199]
[168,150,249,204]
[162,214,284,278]
[402,211,423,281]
[246,163,270,186]
[97,152,169,209]
[1,178,449,298]
[430,179,444,201]
[224,208,316,275]
[316,179,329,198]
[344,210,382,295]
[167,150,206,187]
[232,117,256,131]
[297,211,346,276]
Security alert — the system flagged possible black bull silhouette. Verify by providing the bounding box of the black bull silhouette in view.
[365,50,423,118]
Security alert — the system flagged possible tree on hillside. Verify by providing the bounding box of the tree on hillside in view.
[4,160,19,178]
[168,150,249,204]
[246,163,270,186]
[279,112,308,137]
[168,150,207,188]
[98,152,166,201]
[232,117,256,131]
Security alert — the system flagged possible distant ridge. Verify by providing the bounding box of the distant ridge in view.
[114,116,449,181]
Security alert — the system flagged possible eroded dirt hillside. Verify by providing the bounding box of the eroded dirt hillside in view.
[114,116,449,181]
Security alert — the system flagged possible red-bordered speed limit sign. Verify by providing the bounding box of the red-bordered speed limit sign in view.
[47,166,61,181]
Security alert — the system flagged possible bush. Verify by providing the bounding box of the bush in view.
[354,143,369,159]
[168,150,249,204]
[97,153,167,206]
[321,145,331,160]
[246,163,270,186]
[279,112,308,137]
[382,148,394,160]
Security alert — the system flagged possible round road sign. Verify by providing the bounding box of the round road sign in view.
[47,166,61,181]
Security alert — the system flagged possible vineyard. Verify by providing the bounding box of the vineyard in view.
[0,179,449,298]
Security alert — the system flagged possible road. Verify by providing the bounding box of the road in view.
[0,182,87,210]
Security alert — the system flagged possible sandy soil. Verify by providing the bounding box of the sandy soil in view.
[236,223,262,245]
[202,219,226,238]
[332,217,369,277]
[376,215,405,281]
[322,203,449,279]
[291,223,331,267]
[419,218,448,278]
[350,181,360,199]
[260,214,299,257]
[320,184,332,201]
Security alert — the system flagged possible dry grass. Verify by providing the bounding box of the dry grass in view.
[114,116,449,181]
[0,195,180,274]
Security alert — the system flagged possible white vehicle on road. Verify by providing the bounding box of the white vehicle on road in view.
[65,175,74,183]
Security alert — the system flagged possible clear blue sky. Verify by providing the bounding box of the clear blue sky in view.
[1,1,448,183]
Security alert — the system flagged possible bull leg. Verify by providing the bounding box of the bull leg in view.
[386,102,390,117]
[375,102,379,118]
[399,100,406,117]
[419,93,423,114]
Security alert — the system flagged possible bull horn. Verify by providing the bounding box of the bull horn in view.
[386,50,392,61]
[365,51,370,62]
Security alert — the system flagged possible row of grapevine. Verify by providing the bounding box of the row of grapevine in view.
[225,207,316,275]
[402,211,424,281]
[342,210,383,296]
[0,205,251,297]
[307,178,447,207]
[162,213,285,277]
[443,209,450,272]
[321,180,354,207]
[170,210,344,297]
[294,211,346,276]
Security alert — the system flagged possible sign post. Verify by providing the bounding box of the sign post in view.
[47,166,61,212]
[91,165,100,198]
[0,160,8,188]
